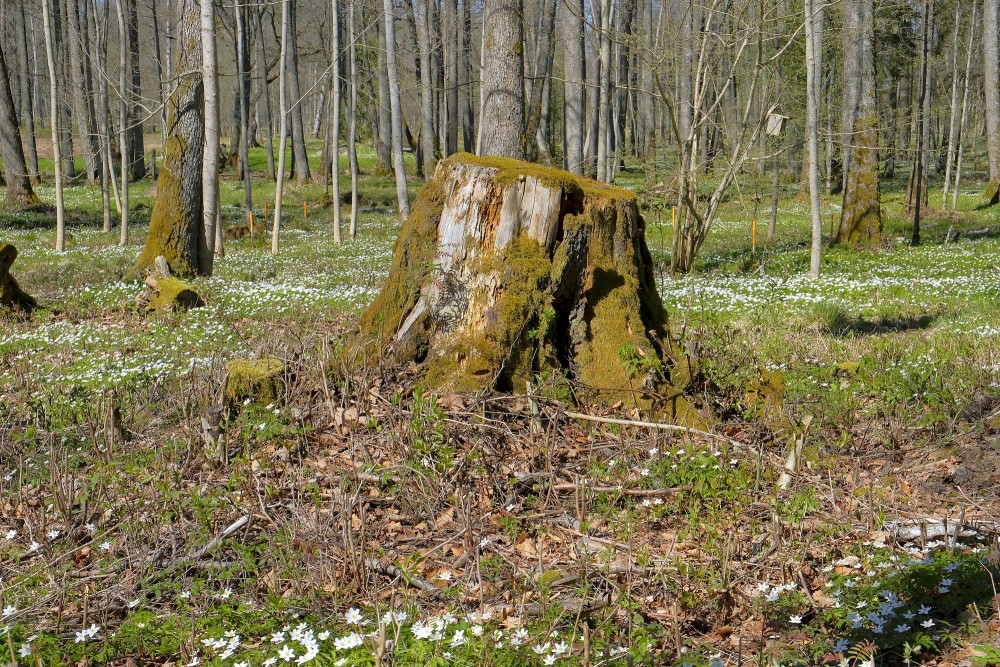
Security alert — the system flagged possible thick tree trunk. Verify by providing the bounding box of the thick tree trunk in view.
[563,0,585,174]
[133,0,207,278]
[360,154,701,420]
[835,0,881,248]
[479,0,525,159]
[0,44,37,207]
[984,0,1000,184]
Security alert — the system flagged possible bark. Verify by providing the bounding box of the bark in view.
[286,2,310,183]
[116,0,130,245]
[479,0,526,159]
[256,1,276,180]
[133,0,207,278]
[952,1,977,209]
[805,0,822,277]
[16,1,40,184]
[941,9,962,205]
[443,0,459,155]
[382,0,411,217]
[43,0,67,250]
[374,11,393,174]
[89,0,112,230]
[835,0,881,248]
[202,0,221,274]
[359,154,700,420]
[414,0,436,177]
[461,0,475,152]
[984,0,1000,188]
[236,0,253,217]
[347,0,360,237]
[596,0,613,182]
[67,0,98,182]
[909,0,932,244]
[126,0,145,180]
[331,0,343,242]
[272,0,291,254]
[563,0,585,174]
[54,0,76,180]
[525,0,557,163]
[0,43,37,207]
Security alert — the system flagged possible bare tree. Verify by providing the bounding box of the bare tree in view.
[805,0,822,277]
[414,0,436,177]
[16,1,40,184]
[286,2,311,183]
[563,0,585,174]
[346,0,360,237]
[331,0,343,242]
[116,0,131,245]
[952,1,978,209]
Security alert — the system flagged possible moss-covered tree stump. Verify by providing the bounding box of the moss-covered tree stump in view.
[0,243,37,312]
[137,256,204,313]
[225,358,286,406]
[360,153,701,420]
[985,177,1000,207]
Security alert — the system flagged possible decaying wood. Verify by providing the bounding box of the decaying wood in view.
[360,153,704,420]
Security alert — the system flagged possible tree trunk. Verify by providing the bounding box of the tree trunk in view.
[133,0,207,278]
[596,0,613,183]
[116,0,130,245]
[236,0,253,218]
[54,0,76,180]
[347,0,360,238]
[67,0,99,182]
[359,154,701,420]
[563,0,585,174]
[443,0,459,156]
[286,1,310,183]
[382,0,410,218]
[835,0,881,248]
[909,0,932,245]
[479,0,526,159]
[331,0,343,242]
[256,1,276,180]
[0,42,37,207]
[202,0,220,275]
[42,0,67,251]
[126,0,146,180]
[89,0,112,231]
[374,10,393,175]
[414,0,436,177]
[953,1,977,209]
[272,0,291,254]
[941,8,962,205]
[16,1,40,184]
[461,0,475,152]
[983,0,1000,198]
[805,0,822,277]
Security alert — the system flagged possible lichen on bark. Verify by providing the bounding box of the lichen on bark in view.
[359,154,703,421]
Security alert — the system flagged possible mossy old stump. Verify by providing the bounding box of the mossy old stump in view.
[225,358,286,406]
[0,243,37,313]
[985,178,1000,207]
[137,255,204,314]
[360,153,701,419]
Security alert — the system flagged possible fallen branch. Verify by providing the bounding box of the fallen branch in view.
[366,558,443,598]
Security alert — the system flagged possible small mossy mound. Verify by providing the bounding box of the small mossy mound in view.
[359,153,706,423]
[143,277,204,313]
[225,358,286,406]
[0,243,37,313]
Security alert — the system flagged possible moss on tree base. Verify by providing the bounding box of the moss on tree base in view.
[985,178,1000,207]
[0,243,37,313]
[359,154,706,422]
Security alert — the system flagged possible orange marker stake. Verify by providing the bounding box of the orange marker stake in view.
[751,216,758,254]
[303,201,308,221]
[264,200,268,220]
[671,206,677,227]
[249,209,255,241]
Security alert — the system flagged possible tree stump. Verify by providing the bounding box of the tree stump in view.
[137,255,204,313]
[225,358,286,406]
[0,243,37,312]
[360,154,701,420]
[985,177,1000,207]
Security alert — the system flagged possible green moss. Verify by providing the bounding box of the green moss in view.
[837,113,883,249]
[145,277,203,313]
[225,358,285,405]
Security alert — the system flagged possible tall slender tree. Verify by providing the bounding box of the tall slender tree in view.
[805,0,823,277]
[984,0,1000,196]
[562,0,585,174]
[382,0,410,217]
[331,0,343,242]
[346,0,360,238]
[272,0,291,254]
[202,0,221,275]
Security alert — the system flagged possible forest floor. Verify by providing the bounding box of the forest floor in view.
[2,142,1000,666]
